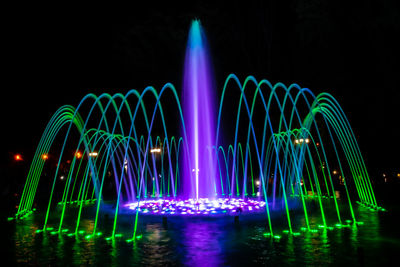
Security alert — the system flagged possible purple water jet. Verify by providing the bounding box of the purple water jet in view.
[182,20,217,200]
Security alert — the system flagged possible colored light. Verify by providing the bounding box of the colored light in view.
[124,198,265,216]
[182,20,218,200]
[13,20,380,243]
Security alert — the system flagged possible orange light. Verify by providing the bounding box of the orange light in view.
[14,154,23,161]
[75,151,82,159]
[42,154,49,160]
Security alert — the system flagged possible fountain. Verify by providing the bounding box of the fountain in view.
[12,20,384,242]
[182,19,217,201]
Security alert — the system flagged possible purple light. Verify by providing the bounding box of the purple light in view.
[124,198,266,216]
[182,20,217,200]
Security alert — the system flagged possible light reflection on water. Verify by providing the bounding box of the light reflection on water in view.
[5,204,400,266]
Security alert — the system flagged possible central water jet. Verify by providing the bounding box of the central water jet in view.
[182,20,217,200]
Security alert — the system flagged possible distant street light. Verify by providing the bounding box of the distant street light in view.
[75,151,82,159]
[89,152,98,157]
[150,148,161,154]
[42,154,49,160]
[14,154,23,161]
[294,138,310,144]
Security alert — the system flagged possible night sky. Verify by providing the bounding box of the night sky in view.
[2,1,399,181]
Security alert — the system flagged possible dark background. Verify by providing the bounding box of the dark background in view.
[2,0,399,199]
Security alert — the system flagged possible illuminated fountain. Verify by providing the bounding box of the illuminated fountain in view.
[13,20,383,241]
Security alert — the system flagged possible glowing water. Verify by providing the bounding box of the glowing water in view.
[13,20,382,240]
[182,20,217,200]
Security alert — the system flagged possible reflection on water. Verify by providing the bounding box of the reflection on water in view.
[4,204,400,266]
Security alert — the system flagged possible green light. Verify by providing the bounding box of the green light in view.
[273,235,281,239]
[67,233,75,237]
[292,232,300,236]
[35,229,42,233]
[78,230,85,234]
[85,234,92,239]
[126,239,133,243]
[12,72,380,238]
[96,232,102,236]
[115,233,123,238]
[356,221,364,225]
[335,224,342,228]
[310,229,319,233]
[327,226,334,230]
[50,231,58,235]
[105,237,112,241]
[136,234,143,240]
[282,230,289,234]
[263,232,271,237]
